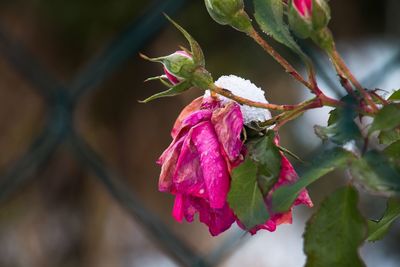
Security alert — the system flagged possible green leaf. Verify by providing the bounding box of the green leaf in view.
[253,0,308,59]
[327,108,339,126]
[378,128,400,145]
[228,158,270,229]
[369,104,400,134]
[388,89,400,101]
[367,198,400,242]
[384,140,400,159]
[272,148,352,213]
[304,186,367,267]
[314,96,361,145]
[247,131,281,195]
[140,80,191,103]
[165,14,205,66]
[351,150,400,195]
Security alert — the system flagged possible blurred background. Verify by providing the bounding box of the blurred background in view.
[0,0,399,266]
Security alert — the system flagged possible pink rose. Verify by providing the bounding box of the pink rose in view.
[157,97,244,236]
[158,96,313,236]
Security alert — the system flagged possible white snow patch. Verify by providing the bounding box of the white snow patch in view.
[205,75,272,125]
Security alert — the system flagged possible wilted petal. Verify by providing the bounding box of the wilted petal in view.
[275,155,313,207]
[173,194,235,236]
[295,190,314,207]
[275,155,300,186]
[173,129,207,198]
[171,97,203,138]
[212,102,244,164]
[158,137,185,192]
[245,218,277,235]
[172,194,184,222]
[191,121,230,209]
[194,198,236,236]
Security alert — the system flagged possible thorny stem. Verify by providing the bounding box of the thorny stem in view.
[332,63,355,96]
[208,28,378,129]
[370,91,389,105]
[249,30,311,88]
[210,83,344,128]
[261,98,325,129]
[329,48,379,112]
[249,29,324,97]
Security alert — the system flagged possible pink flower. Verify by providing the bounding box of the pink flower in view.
[158,97,244,236]
[163,51,193,85]
[293,0,312,17]
[245,153,313,234]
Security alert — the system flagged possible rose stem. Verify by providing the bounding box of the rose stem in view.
[328,48,379,112]
[248,29,323,96]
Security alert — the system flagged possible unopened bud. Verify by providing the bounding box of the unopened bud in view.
[205,0,252,33]
[162,51,194,84]
[312,0,331,31]
[288,0,331,39]
[142,50,196,85]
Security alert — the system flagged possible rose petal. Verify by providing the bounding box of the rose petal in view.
[212,102,244,165]
[275,155,300,187]
[172,194,184,222]
[191,121,230,209]
[295,190,314,207]
[157,137,185,192]
[194,198,235,236]
[164,66,181,85]
[293,0,312,17]
[171,97,203,138]
[173,129,207,198]
[275,155,313,207]
[176,195,235,236]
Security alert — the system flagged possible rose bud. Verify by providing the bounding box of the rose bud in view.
[204,0,252,33]
[141,17,216,103]
[142,50,195,85]
[162,50,194,85]
[158,96,244,236]
[289,0,331,39]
